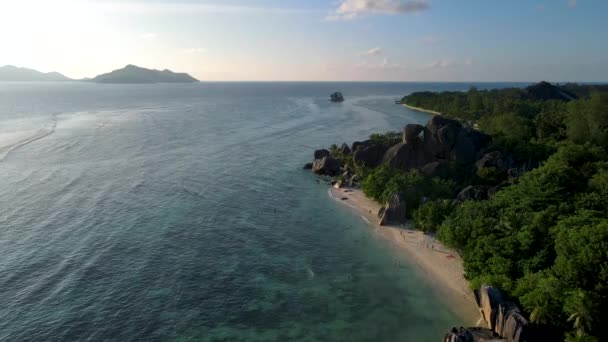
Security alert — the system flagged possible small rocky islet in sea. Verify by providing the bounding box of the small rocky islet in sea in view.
[329,92,345,102]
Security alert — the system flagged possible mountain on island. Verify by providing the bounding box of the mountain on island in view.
[90,65,199,84]
[0,65,72,81]
[523,81,578,101]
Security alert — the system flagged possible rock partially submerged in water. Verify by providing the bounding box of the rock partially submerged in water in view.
[312,156,341,176]
[378,192,407,226]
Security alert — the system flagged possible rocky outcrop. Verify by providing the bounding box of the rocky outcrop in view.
[444,327,500,342]
[457,185,491,202]
[421,160,450,178]
[378,192,407,226]
[479,286,530,342]
[381,116,490,175]
[445,286,531,342]
[314,149,331,160]
[339,143,351,155]
[480,285,505,331]
[303,162,313,169]
[312,157,340,176]
[382,141,431,170]
[352,141,389,168]
[403,123,424,143]
[477,151,509,173]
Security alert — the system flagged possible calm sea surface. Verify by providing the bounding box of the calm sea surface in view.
[0,82,526,341]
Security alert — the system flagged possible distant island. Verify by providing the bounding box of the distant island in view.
[89,65,198,84]
[0,65,72,82]
[0,64,199,84]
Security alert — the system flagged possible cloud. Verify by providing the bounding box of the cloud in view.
[327,0,429,21]
[181,48,206,54]
[427,58,473,69]
[568,0,577,8]
[361,47,383,56]
[428,59,453,69]
[140,32,157,40]
[356,57,402,70]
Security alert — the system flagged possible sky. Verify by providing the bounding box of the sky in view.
[0,0,607,81]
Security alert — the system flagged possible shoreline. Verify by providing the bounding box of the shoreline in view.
[329,186,480,326]
[401,102,442,116]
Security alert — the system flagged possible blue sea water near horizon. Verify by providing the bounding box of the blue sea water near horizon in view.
[0,82,528,341]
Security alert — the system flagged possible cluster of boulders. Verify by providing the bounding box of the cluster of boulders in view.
[380,117,491,173]
[304,115,529,224]
[304,146,358,187]
[303,149,341,176]
[444,286,531,342]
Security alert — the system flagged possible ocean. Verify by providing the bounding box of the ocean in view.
[0,82,525,341]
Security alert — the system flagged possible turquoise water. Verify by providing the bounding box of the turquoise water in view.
[0,82,523,341]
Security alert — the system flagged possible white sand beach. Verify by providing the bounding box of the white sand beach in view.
[330,186,480,325]
[402,103,442,116]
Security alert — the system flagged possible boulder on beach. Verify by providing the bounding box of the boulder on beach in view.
[378,192,407,226]
[312,157,341,176]
[479,285,505,331]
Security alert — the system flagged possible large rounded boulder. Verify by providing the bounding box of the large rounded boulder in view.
[403,123,424,143]
[352,141,388,168]
[476,150,509,173]
[378,192,407,226]
[382,142,432,171]
[314,149,330,160]
[312,157,341,176]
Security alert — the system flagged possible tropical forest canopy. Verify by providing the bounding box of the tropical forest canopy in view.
[362,82,608,341]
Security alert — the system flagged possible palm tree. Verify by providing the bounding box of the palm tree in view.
[565,289,596,336]
[529,297,551,326]
[565,331,598,342]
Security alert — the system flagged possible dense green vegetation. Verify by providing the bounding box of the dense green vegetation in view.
[361,165,457,214]
[382,84,608,341]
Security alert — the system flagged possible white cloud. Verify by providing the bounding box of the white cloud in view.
[181,48,206,54]
[426,58,474,69]
[327,0,429,21]
[361,47,383,56]
[568,0,577,8]
[356,57,402,70]
[428,59,453,69]
[140,33,157,40]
